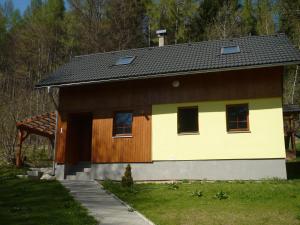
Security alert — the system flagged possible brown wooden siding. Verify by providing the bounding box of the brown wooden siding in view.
[92,107,151,163]
[55,67,283,163]
[59,67,283,113]
[55,113,67,163]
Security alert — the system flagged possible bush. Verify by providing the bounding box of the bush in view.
[191,190,203,197]
[121,164,133,188]
[168,182,179,190]
[215,190,229,200]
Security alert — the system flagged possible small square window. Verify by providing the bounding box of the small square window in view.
[226,104,249,132]
[115,56,135,65]
[221,46,240,55]
[178,107,199,134]
[113,112,133,136]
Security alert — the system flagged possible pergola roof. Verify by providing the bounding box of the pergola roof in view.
[283,104,300,114]
[16,112,56,139]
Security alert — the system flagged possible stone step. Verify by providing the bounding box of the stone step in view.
[76,171,92,181]
[27,170,43,179]
[66,175,77,180]
[83,167,91,173]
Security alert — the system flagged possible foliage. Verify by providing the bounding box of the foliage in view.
[241,0,256,35]
[206,0,242,40]
[0,166,97,225]
[278,0,300,104]
[191,189,203,197]
[147,0,198,45]
[121,164,134,187]
[256,0,275,35]
[103,180,300,225]
[190,0,223,41]
[214,190,229,200]
[168,182,179,190]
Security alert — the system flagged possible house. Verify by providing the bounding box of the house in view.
[36,34,300,181]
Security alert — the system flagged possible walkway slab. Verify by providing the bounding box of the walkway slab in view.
[60,180,154,225]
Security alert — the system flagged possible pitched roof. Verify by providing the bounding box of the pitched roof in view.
[283,104,300,113]
[36,34,300,88]
[16,112,56,139]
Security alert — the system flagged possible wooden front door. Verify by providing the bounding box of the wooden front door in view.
[66,113,92,165]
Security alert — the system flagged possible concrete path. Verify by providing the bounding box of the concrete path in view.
[60,180,154,225]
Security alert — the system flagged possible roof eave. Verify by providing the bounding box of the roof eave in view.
[35,60,300,89]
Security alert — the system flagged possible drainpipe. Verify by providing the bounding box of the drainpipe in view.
[47,86,58,176]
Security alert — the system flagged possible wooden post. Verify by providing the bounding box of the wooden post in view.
[291,132,296,152]
[16,130,28,168]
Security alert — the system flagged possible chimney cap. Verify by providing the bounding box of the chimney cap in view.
[156,29,167,36]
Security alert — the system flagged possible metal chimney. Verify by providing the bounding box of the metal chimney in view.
[156,29,167,47]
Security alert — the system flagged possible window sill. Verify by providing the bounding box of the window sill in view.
[178,132,199,135]
[227,130,251,134]
[112,135,133,138]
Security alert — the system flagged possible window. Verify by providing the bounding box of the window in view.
[221,46,240,55]
[226,104,249,132]
[177,107,199,134]
[115,56,135,65]
[113,112,133,136]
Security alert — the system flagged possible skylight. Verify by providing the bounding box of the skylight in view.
[115,56,135,65]
[221,46,240,55]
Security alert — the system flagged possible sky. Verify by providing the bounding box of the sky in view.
[0,0,30,14]
[0,0,69,15]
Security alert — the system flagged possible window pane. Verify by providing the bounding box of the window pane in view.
[178,107,198,133]
[228,121,238,130]
[221,46,240,54]
[113,112,133,135]
[226,104,249,131]
[238,121,248,129]
[115,56,135,65]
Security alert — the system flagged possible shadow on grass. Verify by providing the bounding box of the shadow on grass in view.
[0,167,97,225]
[286,161,300,179]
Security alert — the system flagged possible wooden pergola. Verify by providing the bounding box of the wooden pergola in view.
[283,104,300,152]
[15,112,56,167]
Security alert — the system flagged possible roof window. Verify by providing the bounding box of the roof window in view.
[221,46,240,55]
[115,56,135,65]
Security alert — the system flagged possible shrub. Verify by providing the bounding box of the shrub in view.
[191,190,203,197]
[215,191,229,200]
[168,182,179,190]
[121,164,133,188]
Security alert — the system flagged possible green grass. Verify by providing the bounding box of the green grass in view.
[0,167,97,225]
[102,180,300,225]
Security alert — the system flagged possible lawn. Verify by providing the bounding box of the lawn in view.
[0,167,97,225]
[103,180,300,225]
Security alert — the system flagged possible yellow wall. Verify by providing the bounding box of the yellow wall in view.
[152,98,285,160]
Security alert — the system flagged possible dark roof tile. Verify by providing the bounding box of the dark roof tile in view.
[36,34,300,87]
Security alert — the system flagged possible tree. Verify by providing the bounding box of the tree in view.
[67,0,110,53]
[241,0,256,36]
[0,8,7,71]
[206,0,242,40]
[256,0,275,35]
[107,0,148,50]
[191,0,223,41]
[278,0,300,104]
[147,0,198,45]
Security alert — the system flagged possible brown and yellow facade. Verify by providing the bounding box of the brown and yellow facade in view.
[54,66,287,180]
